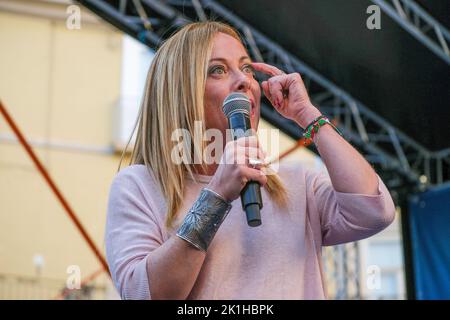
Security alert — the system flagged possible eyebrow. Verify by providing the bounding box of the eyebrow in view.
[209,56,251,64]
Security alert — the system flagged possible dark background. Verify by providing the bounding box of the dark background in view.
[218,0,450,151]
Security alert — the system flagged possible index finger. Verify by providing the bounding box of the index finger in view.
[251,62,285,77]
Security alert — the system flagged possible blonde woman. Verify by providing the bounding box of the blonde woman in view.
[105,21,395,300]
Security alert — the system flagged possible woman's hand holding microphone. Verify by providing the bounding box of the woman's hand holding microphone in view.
[176,135,268,252]
[206,135,267,202]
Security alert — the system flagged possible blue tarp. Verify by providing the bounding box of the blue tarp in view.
[409,183,450,300]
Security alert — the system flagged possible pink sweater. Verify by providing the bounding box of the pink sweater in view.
[105,162,396,299]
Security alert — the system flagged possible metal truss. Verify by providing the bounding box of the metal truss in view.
[372,0,450,66]
[76,0,449,192]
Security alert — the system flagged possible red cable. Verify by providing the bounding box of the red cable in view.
[0,101,110,277]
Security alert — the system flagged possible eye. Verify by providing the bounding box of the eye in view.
[209,65,226,75]
[242,64,255,75]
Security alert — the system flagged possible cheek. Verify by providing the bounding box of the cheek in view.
[204,83,228,129]
[204,81,226,108]
[251,79,261,100]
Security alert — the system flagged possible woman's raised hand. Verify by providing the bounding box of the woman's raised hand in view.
[252,62,321,129]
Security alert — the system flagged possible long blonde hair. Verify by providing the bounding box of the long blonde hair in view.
[120,21,288,228]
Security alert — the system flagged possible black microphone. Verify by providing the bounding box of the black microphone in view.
[222,92,263,227]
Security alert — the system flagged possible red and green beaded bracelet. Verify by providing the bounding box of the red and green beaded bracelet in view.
[303,115,343,145]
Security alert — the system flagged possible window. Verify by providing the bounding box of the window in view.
[365,240,405,299]
[113,35,154,151]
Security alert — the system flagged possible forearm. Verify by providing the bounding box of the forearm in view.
[146,236,206,300]
[296,106,379,195]
[146,188,231,299]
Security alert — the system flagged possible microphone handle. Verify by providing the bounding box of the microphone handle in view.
[228,112,263,227]
[241,181,263,227]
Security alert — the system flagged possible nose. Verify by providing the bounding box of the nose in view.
[233,71,251,92]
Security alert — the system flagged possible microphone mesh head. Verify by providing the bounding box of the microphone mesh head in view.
[222,92,251,118]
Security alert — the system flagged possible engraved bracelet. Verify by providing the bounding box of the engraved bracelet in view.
[176,188,232,252]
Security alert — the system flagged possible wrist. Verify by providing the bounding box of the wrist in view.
[204,187,231,204]
[302,115,344,147]
[294,104,322,129]
[176,188,232,252]
[206,180,231,203]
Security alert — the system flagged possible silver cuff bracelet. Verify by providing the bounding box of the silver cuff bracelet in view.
[176,188,232,252]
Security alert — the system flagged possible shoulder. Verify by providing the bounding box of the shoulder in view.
[106,164,169,231]
[108,164,164,207]
[113,164,154,181]
[111,164,157,190]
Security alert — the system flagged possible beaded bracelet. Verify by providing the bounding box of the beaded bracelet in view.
[303,115,343,146]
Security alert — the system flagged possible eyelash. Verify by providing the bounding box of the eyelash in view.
[209,64,255,75]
